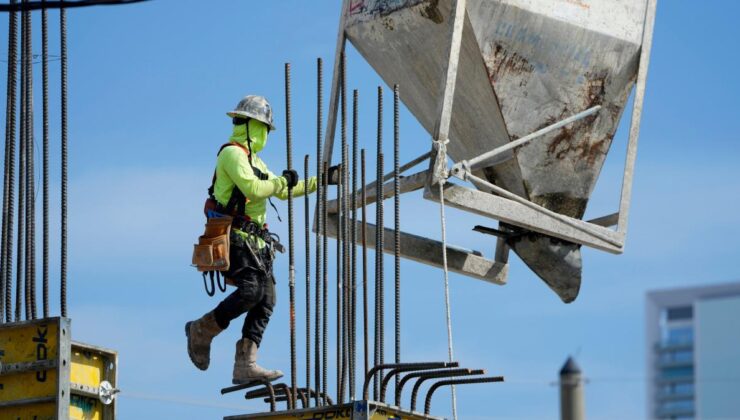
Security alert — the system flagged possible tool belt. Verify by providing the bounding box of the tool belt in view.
[192,215,232,272]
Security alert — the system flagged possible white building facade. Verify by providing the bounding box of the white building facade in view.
[646,282,740,419]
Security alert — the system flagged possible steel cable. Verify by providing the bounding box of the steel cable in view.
[435,140,458,419]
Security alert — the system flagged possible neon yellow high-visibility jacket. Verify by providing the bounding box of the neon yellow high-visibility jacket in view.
[213,127,317,248]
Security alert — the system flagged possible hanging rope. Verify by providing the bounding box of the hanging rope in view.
[434,138,458,420]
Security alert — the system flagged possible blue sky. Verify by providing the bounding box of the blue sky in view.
[1,1,739,419]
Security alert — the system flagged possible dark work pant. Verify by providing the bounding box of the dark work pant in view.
[213,235,276,346]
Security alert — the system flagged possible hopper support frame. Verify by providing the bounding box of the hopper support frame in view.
[320,0,658,285]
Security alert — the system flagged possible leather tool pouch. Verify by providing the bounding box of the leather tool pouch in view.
[192,216,232,272]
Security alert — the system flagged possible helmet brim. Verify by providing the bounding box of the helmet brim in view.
[226,111,277,131]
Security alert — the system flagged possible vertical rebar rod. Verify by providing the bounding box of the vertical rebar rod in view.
[336,165,343,403]
[321,161,329,406]
[393,84,401,389]
[304,154,311,407]
[2,0,19,323]
[314,57,323,407]
[350,89,359,400]
[41,4,50,319]
[23,2,31,320]
[361,149,368,384]
[25,3,35,320]
[16,2,26,322]
[337,50,349,404]
[340,52,350,403]
[374,86,384,399]
[284,62,297,407]
[60,1,69,318]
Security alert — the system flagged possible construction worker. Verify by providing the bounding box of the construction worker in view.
[185,95,339,384]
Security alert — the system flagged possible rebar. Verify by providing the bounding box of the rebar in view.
[380,364,465,404]
[2,0,19,323]
[362,361,454,401]
[16,2,26,322]
[235,382,276,412]
[304,154,311,407]
[321,161,329,405]
[60,1,69,318]
[314,56,323,407]
[424,376,504,415]
[336,168,343,403]
[350,88,359,400]
[393,84,401,390]
[373,86,384,399]
[360,149,369,386]
[284,62,297,407]
[338,50,348,404]
[410,369,484,411]
[41,5,50,319]
[396,368,473,408]
[25,2,35,320]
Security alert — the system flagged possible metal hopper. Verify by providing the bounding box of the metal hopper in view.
[323,0,657,302]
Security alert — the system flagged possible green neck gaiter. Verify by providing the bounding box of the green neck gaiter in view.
[230,120,268,153]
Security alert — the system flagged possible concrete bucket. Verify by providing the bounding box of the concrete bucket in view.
[339,0,654,302]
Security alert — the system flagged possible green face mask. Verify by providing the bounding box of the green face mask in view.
[248,119,269,153]
[230,120,269,153]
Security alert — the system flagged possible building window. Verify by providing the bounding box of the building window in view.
[666,305,693,321]
[665,326,694,345]
[659,349,693,364]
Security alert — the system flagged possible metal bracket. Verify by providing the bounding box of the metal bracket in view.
[324,214,507,285]
[425,182,624,254]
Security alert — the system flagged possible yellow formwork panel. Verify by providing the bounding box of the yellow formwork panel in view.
[69,343,117,420]
[0,320,59,401]
[0,403,57,420]
[0,318,117,419]
[0,318,65,419]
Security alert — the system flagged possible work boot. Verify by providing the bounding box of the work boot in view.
[185,311,223,370]
[232,338,284,384]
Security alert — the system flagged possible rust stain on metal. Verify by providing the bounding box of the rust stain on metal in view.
[488,43,535,83]
[584,70,608,109]
[547,123,610,166]
[420,0,444,24]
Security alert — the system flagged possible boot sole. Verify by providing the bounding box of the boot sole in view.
[231,372,284,385]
